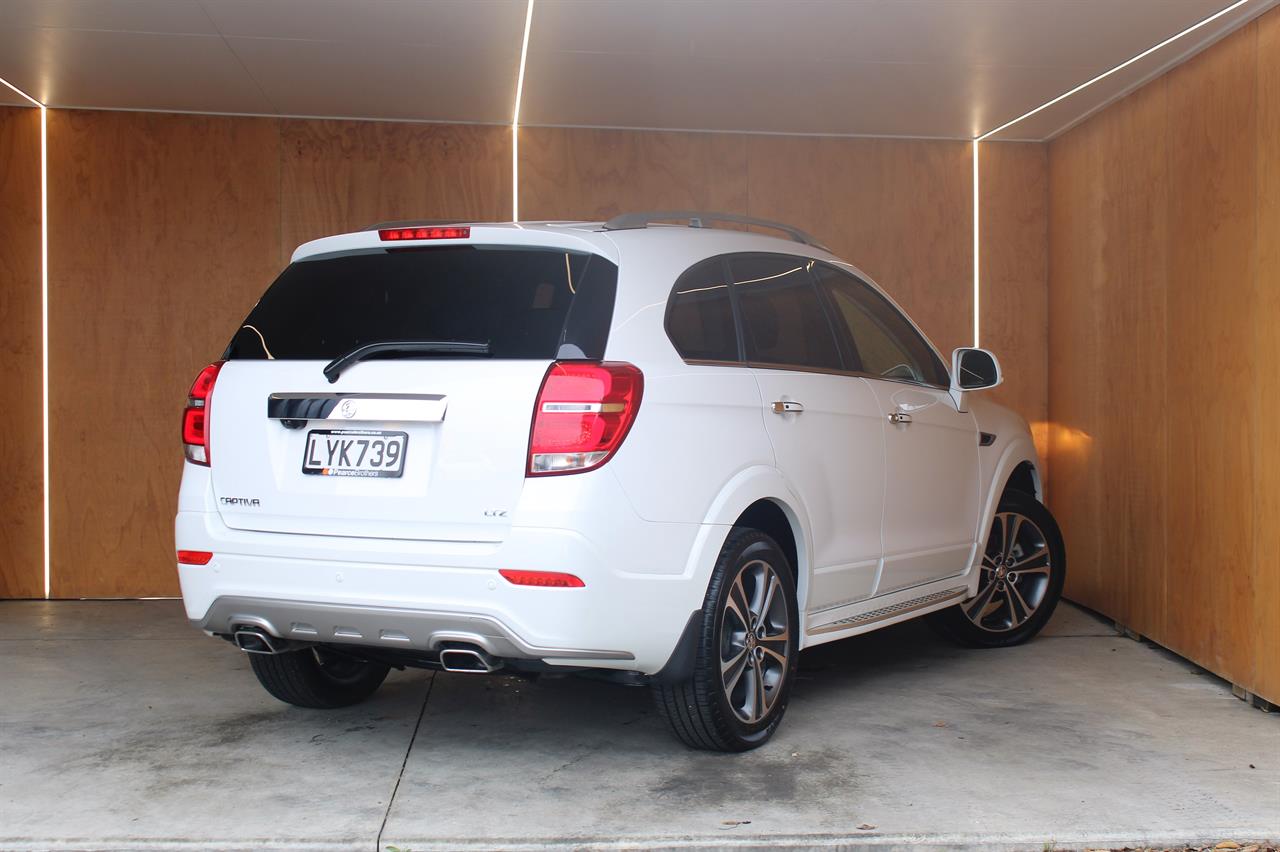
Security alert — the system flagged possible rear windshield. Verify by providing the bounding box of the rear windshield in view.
[224,246,617,361]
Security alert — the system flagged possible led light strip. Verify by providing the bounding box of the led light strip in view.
[970,0,1258,346]
[0,75,49,599]
[512,0,535,222]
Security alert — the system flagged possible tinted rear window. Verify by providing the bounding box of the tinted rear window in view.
[666,257,740,362]
[731,255,842,371]
[225,246,617,361]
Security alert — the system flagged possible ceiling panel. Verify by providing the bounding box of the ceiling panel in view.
[0,0,1272,139]
[0,0,526,122]
[226,34,518,122]
[0,25,272,114]
[201,0,521,45]
[522,0,1278,139]
[0,0,219,34]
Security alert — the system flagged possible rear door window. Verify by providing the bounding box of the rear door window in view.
[666,257,740,362]
[224,246,617,361]
[730,254,842,371]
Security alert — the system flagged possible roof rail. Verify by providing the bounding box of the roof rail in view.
[363,219,470,231]
[601,210,827,249]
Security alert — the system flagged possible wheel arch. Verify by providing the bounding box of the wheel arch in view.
[696,466,813,612]
[975,438,1044,553]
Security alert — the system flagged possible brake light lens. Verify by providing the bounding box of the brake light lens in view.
[378,226,471,241]
[177,550,213,565]
[528,361,643,476]
[499,569,585,588]
[182,361,223,465]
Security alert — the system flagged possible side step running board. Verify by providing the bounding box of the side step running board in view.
[808,586,969,635]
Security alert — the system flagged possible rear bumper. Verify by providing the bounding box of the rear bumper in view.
[175,508,718,674]
[195,595,634,662]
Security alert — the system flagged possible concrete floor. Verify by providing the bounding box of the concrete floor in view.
[0,601,1275,851]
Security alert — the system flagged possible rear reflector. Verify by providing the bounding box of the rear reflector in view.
[499,569,585,588]
[379,226,471,241]
[527,361,643,476]
[182,361,223,466]
[177,550,213,565]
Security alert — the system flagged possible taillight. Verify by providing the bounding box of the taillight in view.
[177,550,213,565]
[182,361,223,466]
[528,361,643,476]
[378,226,470,241]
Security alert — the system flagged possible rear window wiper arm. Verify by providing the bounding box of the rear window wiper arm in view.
[323,340,490,383]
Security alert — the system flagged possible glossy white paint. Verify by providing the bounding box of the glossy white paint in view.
[176,222,1042,673]
[751,370,885,610]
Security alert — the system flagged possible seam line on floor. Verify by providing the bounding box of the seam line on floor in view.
[375,672,434,852]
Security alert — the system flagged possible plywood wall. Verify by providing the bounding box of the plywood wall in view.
[1048,10,1279,703]
[0,106,43,598]
[2,109,1045,600]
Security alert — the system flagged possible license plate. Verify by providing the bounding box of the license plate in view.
[302,429,407,478]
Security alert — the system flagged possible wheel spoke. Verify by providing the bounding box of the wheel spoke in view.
[964,581,998,623]
[757,573,780,631]
[993,514,1009,558]
[751,656,768,721]
[760,644,788,668]
[1013,564,1051,577]
[1007,581,1035,624]
[1003,515,1024,561]
[1012,546,1049,570]
[725,581,750,633]
[722,647,749,693]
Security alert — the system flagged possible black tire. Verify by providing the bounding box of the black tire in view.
[248,646,390,709]
[927,489,1066,648]
[654,527,799,752]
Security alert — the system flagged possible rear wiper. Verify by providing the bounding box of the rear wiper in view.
[323,340,490,383]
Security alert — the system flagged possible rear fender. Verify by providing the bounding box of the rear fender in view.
[690,465,813,612]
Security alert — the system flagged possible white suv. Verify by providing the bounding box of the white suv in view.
[176,212,1065,752]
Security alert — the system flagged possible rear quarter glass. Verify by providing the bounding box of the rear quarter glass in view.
[224,246,618,361]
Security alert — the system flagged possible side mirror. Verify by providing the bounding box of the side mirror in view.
[950,348,1001,411]
[951,347,1002,390]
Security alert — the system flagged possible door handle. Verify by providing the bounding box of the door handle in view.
[771,400,804,414]
[889,411,912,425]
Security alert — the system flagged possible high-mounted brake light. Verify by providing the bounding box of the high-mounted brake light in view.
[379,226,471,241]
[499,569,585,588]
[177,550,213,566]
[528,362,643,476]
[182,361,223,466]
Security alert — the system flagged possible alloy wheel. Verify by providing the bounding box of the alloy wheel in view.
[964,511,1053,632]
[720,558,791,724]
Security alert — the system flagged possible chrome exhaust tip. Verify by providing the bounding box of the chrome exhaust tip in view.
[234,628,283,654]
[438,646,502,673]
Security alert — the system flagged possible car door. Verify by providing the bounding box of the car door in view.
[812,263,980,595]
[728,254,887,612]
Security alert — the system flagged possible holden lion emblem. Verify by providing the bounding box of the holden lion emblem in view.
[339,400,357,418]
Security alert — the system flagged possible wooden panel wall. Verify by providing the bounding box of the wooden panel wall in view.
[0,106,44,598]
[43,112,510,598]
[979,143,1049,464]
[1047,11,1279,703]
[47,111,284,598]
